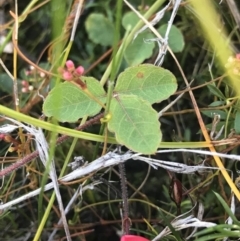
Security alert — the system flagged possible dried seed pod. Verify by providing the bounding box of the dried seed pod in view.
[169,177,182,215]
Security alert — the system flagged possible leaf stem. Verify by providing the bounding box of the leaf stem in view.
[100,0,166,86]
[1,106,234,149]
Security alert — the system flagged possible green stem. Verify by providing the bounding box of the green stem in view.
[100,0,166,86]
[0,104,221,149]
[110,0,123,82]
[50,0,67,66]
[104,81,115,116]
[0,104,116,143]
[93,0,123,157]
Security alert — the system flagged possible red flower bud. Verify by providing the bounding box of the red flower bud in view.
[21,80,29,87]
[66,60,75,71]
[75,66,85,76]
[62,71,73,81]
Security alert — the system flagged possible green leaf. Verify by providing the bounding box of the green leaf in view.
[0,73,21,94]
[201,110,227,120]
[158,24,185,52]
[207,83,226,100]
[195,224,240,237]
[208,100,225,107]
[194,232,238,241]
[213,192,240,225]
[124,32,155,66]
[43,77,106,122]
[114,64,177,104]
[234,111,240,134]
[122,11,139,30]
[108,94,161,154]
[85,13,114,46]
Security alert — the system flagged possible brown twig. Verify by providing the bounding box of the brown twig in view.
[118,162,130,234]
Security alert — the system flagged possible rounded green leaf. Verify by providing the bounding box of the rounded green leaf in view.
[85,13,114,46]
[158,24,185,52]
[114,64,177,104]
[43,77,106,122]
[124,32,155,66]
[108,94,161,154]
[122,11,139,30]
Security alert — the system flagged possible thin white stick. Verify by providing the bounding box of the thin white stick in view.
[0,59,14,80]
[70,0,84,41]
[124,0,163,41]
[1,146,238,211]
[48,182,100,241]
[0,151,134,210]
[156,148,240,161]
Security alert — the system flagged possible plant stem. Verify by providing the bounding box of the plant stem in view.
[100,0,166,86]
[118,162,130,234]
[0,105,116,143]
